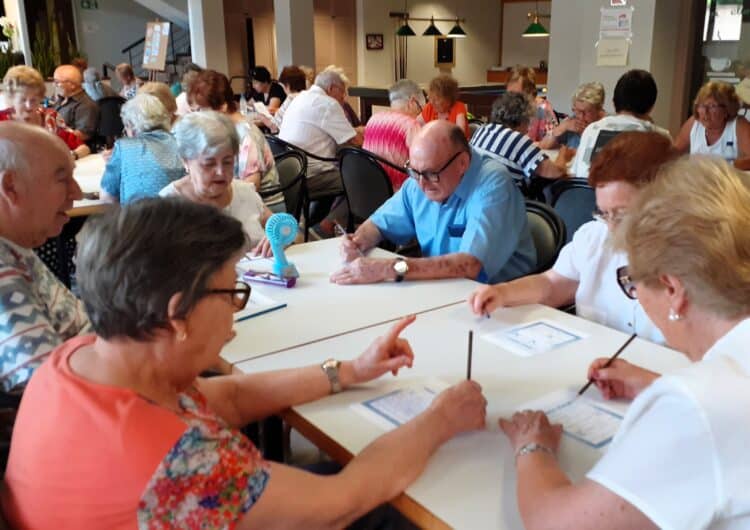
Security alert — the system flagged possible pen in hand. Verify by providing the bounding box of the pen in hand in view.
[334,222,364,257]
[578,333,637,396]
[467,330,473,380]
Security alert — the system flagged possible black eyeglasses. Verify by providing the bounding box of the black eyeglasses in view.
[204,281,252,311]
[405,151,464,183]
[616,266,637,300]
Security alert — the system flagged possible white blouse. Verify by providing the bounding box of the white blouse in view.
[587,318,750,529]
[552,220,664,344]
[159,180,266,245]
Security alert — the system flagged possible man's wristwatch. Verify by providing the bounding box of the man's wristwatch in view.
[393,258,408,282]
[321,358,342,393]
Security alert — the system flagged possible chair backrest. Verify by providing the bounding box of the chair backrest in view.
[591,129,622,161]
[338,147,395,230]
[265,134,338,163]
[272,150,307,220]
[549,178,596,243]
[525,200,566,273]
[266,134,293,157]
[97,96,126,137]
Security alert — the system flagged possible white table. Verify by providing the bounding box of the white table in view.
[237,303,689,529]
[71,153,107,217]
[221,238,480,365]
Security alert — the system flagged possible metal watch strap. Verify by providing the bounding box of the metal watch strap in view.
[321,358,342,394]
[515,442,554,460]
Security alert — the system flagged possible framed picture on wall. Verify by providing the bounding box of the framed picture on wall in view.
[366,33,384,50]
[435,37,455,66]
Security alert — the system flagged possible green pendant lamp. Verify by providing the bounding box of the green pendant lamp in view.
[447,18,467,38]
[396,20,416,36]
[422,16,443,36]
[522,14,549,38]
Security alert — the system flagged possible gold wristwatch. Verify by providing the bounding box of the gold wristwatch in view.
[321,358,342,393]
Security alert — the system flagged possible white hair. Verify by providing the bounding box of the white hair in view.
[389,79,425,106]
[172,110,239,161]
[120,93,171,135]
[315,65,349,90]
[0,122,56,177]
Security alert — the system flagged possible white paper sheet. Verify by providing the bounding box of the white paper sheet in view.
[352,385,443,430]
[520,390,623,449]
[482,319,587,357]
[234,290,286,322]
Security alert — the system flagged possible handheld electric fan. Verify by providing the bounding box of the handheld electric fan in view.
[265,213,300,279]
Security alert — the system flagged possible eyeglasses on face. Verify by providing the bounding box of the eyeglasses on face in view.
[405,151,464,183]
[696,103,726,113]
[592,207,627,224]
[203,281,252,311]
[616,265,637,300]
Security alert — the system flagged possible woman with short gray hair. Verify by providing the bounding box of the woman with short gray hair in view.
[490,91,535,134]
[362,78,423,190]
[161,110,276,255]
[100,93,184,204]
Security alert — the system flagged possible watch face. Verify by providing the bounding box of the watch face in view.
[394,260,408,274]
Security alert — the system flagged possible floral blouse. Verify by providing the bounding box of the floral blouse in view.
[137,387,270,528]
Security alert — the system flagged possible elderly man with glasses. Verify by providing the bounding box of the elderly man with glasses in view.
[52,64,100,143]
[331,119,535,285]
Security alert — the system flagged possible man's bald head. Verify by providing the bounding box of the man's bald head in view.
[407,120,471,203]
[0,121,70,179]
[54,65,83,97]
[410,120,469,160]
[0,121,80,247]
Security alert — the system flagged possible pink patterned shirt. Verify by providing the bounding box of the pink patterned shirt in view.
[363,111,421,191]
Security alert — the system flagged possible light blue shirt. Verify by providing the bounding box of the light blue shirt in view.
[100,130,185,204]
[370,148,536,283]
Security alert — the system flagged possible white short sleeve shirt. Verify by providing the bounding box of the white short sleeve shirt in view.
[587,318,750,530]
[552,220,663,344]
[570,114,672,180]
[159,180,267,246]
[278,86,356,175]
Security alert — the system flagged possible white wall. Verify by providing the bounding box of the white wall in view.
[357,0,500,87]
[548,0,659,116]
[501,1,549,70]
[74,0,158,73]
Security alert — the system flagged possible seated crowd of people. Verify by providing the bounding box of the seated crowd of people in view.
[0,56,748,530]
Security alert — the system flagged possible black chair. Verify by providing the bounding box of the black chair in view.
[549,178,595,243]
[264,135,338,165]
[261,150,310,239]
[525,200,566,273]
[338,147,399,231]
[96,96,126,149]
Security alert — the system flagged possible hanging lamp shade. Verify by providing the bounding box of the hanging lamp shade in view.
[396,20,416,36]
[422,16,443,36]
[447,20,467,38]
[522,14,549,38]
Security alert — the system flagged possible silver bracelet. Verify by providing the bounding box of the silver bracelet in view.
[515,442,554,460]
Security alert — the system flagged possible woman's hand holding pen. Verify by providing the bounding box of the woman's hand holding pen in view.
[468,284,508,316]
[586,358,660,401]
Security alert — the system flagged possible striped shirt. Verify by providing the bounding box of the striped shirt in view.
[469,123,546,181]
[0,238,90,391]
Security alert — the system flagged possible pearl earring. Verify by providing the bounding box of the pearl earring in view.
[668,308,682,322]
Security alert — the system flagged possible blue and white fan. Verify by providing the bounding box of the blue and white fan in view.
[265,213,300,279]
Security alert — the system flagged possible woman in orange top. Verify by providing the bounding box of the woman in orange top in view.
[418,73,469,138]
[1,197,486,529]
